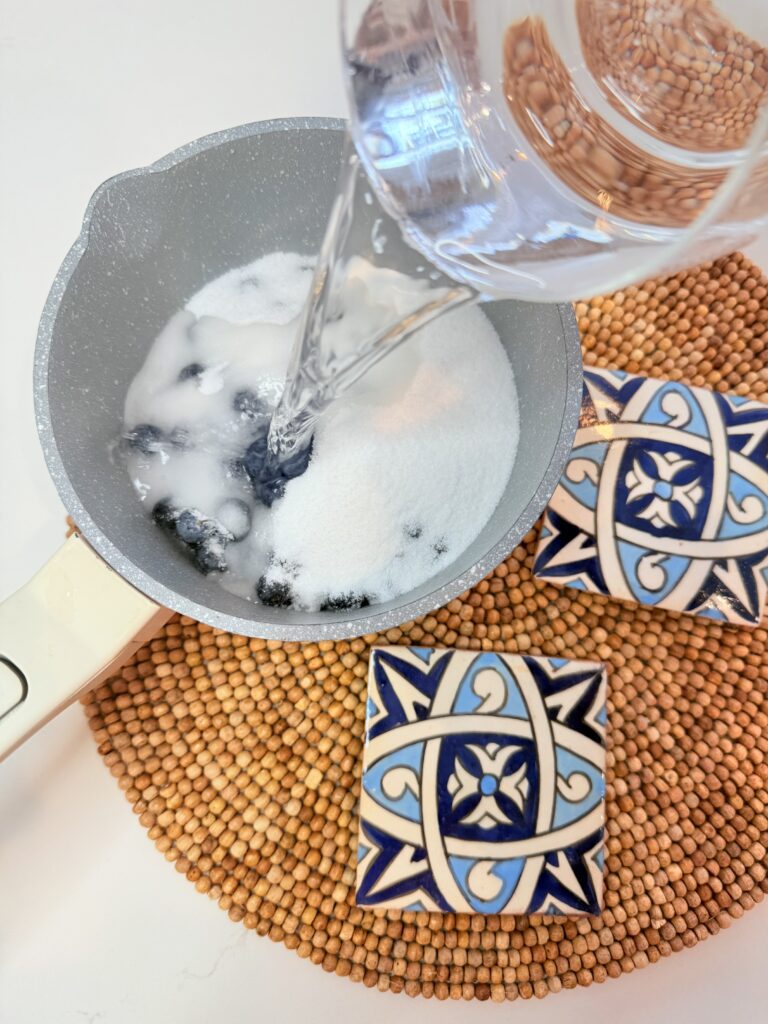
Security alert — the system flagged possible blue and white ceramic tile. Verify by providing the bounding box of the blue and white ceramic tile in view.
[356,647,606,915]
[534,368,768,626]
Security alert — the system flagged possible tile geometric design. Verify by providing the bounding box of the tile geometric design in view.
[534,368,768,626]
[356,647,606,915]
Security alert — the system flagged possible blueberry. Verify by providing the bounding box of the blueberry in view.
[179,362,204,382]
[126,424,165,455]
[279,437,313,480]
[216,498,251,542]
[241,436,288,506]
[176,508,208,544]
[256,576,293,608]
[405,523,423,540]
[151,500,230,574]
[433,539,449,558]
[193,541,228,575]
[242,433,270,482]
[320,593,371,612]
[257,477,286,507]
[233,389,267,420]
[152,499,177,530]
[240,433,312,507]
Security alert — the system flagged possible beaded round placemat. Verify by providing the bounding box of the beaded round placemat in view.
[84,252,767,1002]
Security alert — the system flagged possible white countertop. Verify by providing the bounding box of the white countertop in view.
[0,3,765,1022]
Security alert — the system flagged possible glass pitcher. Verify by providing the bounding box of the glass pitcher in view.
[267,0,768,456]
[341,0,768,302]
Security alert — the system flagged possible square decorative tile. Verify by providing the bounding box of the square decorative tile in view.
[534,368,768,626]
[356,647,606,915]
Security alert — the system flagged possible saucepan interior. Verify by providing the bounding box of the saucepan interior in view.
[35,118,582,640]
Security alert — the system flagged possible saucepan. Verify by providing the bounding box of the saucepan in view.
[0,118,582,760]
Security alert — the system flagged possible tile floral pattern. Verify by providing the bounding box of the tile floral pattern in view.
[356,647,606,915]
[534,368,768,626]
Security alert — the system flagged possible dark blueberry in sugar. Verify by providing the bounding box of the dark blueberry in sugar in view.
[242,433,270,482]
[178,362,204,383]
[193,541,228,575]
[279,437,314,480]
[176,507,233,545]
[320,593,371,612]
[175,508,209,544]
[404,523,423,540]
[216,498,252,542]
[152,499,178,530]
[240,434,311,507]
[256,575,293,608]
[433,539,449,558]
[151,500,231,575]
[233,389,268,420]
[126,424,165,455]
[257,476,286,507]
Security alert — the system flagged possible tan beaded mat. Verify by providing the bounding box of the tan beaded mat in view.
[84,253,768,1002]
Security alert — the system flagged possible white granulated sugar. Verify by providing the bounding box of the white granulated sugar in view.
[186,252,315,324]
[122,251,519,612]
[267,309,518,607]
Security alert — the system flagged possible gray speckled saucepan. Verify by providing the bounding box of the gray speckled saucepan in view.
[0,118,582,760]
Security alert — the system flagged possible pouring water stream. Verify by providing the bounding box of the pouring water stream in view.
[264,138,477,467]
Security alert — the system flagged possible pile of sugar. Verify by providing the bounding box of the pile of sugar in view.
[122,252,520,611]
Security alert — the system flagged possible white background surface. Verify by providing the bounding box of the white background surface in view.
[0,2,765,1022]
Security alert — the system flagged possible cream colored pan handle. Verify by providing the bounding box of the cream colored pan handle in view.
[0,532,171,761]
